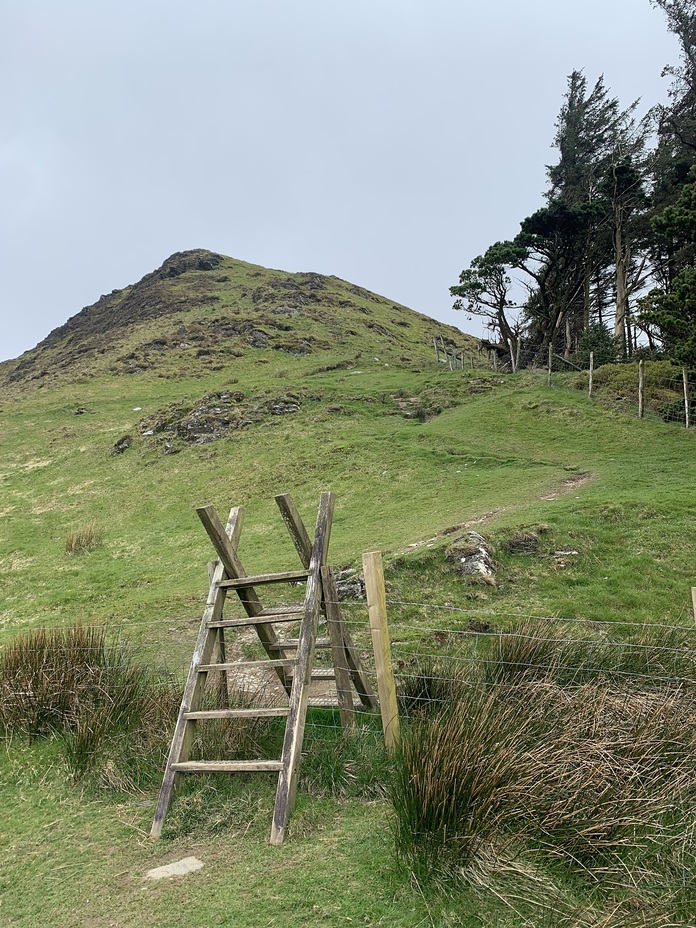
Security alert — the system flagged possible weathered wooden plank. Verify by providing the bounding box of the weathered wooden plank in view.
[217,569,310,589]
[270,491,334,846]
[256,606,305,617]
[270,637,332,649]
[321,566,355,730]
[307,697,362,708]
[184,708,290,720]
[197,659,297,671]
[275,493,313,567]
[207,613,301,629]
[363,550,400,751]
[341,627,379,710]
[172,760,283,773]
[196,504,290,690]
[150,509,234,840]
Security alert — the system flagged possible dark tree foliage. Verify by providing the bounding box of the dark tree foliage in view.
[641,173,696,365]
[451,70,649,362]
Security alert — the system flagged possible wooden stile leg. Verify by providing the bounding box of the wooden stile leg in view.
[321,566,356,730]
[150,509,241,839]
[270,492,334,846]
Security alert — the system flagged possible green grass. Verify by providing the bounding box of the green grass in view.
[2,327,696,926]
[1,741,510,928]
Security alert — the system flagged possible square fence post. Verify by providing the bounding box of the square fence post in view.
[362,550,400,751]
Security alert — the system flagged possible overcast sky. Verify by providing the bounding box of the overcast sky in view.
[0,0,679,362]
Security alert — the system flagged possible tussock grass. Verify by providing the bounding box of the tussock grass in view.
[64,522,102,555]
[486,619,696,686]
[0,624,180,784]
[389,629,696,921]
[396,655,463,717]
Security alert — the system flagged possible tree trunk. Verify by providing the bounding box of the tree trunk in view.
[613,221,629,357]
[565,315,572,357]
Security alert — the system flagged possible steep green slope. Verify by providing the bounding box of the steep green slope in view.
[0,249,472,389]
[1,357,695,648]
[2,257,696,928]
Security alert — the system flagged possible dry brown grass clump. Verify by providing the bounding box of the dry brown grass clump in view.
[390,668,696,918]
[64,522,102,555]
[0,624,180,786]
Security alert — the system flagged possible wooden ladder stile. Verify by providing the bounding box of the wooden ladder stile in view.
[150,491,377,845]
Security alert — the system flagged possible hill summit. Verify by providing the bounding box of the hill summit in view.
[2,250,471,386]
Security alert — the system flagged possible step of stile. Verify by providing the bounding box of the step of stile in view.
[217,570,311,589]
[184,708,290,720]
[307,697,363,709]
[271,637,331,650]
[208,606,304,629]
[171,760,283,773]
[196,659,298,672]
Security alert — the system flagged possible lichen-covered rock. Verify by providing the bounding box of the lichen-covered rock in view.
[335,569,365,600]
[446,531,496,585]
[138,391,303,450]
[111,435,132,455]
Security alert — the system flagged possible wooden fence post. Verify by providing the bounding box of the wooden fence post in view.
[547,344,553,387]
[639,359,645,419]
[588,351,594,399]
[683,368,690,429]
[692,587,696,625]
[433,337,440,365]
[362,551,400,751]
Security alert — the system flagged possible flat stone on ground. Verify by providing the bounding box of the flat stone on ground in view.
[145,857,204,880]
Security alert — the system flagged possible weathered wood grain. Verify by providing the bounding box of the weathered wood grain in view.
[321,566,356,730]
[270,491,334,846]
[275,493,313,567]
[363,550,400,751]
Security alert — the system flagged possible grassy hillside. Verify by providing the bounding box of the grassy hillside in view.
[1,256,696,927]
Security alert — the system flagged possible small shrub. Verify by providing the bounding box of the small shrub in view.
[64,523,102,555]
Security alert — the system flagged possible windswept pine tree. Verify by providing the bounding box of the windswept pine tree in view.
[452,71,651,363]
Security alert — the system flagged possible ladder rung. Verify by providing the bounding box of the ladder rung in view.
[184,708,290,720]
[208,615,302,630]
[217,570,311,589]
[197,659,298,672]
[258,606,306,617]
[171,760,283,773]
[271,637,331,650]
[307,697,363,708]
[288,668,336,681]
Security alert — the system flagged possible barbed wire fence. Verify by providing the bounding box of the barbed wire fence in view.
[432,333,695,431]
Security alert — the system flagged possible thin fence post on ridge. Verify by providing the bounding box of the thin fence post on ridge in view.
[433,337,441,365]
[639,359,645,419]
[547,344,553,387]
[588,351,594,399]
[683,368,690,429]
[362,550,400,751]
